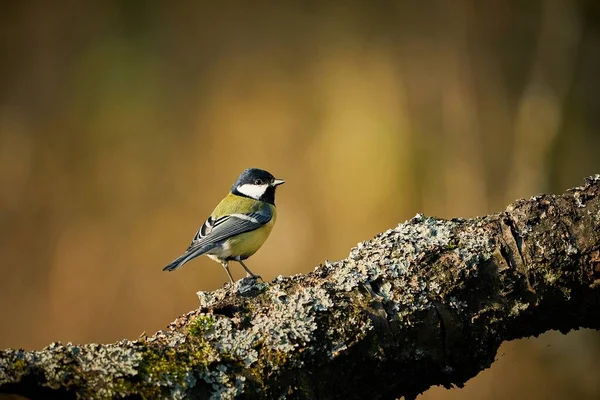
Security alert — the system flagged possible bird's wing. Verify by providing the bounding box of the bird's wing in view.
[186,206,273,252]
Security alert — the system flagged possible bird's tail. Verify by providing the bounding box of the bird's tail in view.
[162,252,192,272]
[162,244,214,272]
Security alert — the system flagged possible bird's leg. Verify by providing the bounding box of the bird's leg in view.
[238,260,261,280]
[221,261,234,284]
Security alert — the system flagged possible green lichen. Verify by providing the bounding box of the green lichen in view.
[12,358,26,375]
[188,315,215,337]
[128,331,219,400]
[259,349,290,372]
[136,347,194,399]
[101,376,140,399]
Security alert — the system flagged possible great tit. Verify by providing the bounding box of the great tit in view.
[163,168,285,284]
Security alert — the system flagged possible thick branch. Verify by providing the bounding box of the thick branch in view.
[2,176,600,400]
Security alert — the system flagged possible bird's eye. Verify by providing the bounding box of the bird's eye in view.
[254,179,263,185]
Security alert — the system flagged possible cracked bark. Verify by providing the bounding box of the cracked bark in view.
[1,176,600,400]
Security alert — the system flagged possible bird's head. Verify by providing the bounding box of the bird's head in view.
[232,168,285,205]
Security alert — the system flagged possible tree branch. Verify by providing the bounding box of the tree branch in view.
[2,176,600,400]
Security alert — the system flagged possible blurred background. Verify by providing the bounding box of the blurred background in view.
[1,0,600,398]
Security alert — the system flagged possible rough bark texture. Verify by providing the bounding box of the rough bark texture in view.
[1,175,600,400]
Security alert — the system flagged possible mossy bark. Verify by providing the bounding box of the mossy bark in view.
[2,176,600,400]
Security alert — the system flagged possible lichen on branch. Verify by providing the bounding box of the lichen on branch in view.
[1,175,600,400]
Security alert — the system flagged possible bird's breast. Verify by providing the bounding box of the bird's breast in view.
[216,206,277,260]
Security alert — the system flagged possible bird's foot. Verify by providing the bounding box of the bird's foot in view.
[236,276,263,294]
[222,280,235,290]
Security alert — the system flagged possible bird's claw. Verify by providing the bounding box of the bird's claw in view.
[246,273,262,281]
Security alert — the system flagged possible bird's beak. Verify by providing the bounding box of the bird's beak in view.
[272,179,285,187]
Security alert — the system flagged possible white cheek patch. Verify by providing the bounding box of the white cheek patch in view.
[237,183,269,200]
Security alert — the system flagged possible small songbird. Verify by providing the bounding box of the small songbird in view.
[163,168,285,284]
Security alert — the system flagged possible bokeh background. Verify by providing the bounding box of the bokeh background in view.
[1,1,600,398]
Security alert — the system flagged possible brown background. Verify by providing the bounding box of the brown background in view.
[1,1,600,398]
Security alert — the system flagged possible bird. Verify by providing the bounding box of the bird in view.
[163,168,285,284]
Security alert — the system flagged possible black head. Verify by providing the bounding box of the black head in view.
[231,168,285,205]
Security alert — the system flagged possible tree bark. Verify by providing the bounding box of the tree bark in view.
[1,175,600,400]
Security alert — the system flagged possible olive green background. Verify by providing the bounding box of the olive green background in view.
[1,1,600,398]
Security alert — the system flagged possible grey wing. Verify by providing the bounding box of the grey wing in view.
[186,207,273,252]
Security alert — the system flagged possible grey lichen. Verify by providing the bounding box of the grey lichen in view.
[0,340,145,398]
[337,215,495,322]
[201,365,246,400]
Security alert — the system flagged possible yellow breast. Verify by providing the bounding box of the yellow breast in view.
[225,213,276,259]
[210,197,277,260]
